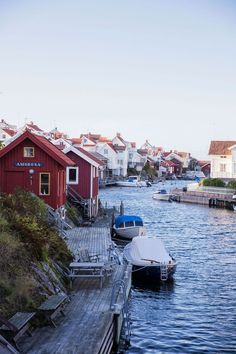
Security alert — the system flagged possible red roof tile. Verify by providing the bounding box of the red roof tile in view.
[208,141,236,155]
[2,128,16,137]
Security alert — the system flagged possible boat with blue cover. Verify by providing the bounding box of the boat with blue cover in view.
[113,215,146,240]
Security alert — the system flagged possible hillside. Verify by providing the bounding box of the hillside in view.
[0,190,72,317]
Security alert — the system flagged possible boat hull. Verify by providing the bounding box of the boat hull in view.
[116,181,147,187]
[113,226,146,240]
[132,264,177,282]
[152,193,172,201]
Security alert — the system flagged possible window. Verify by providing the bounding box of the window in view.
[104,149,108,154]
[24,147,35,157]
[135,221,143,227]
[233,163,236,174]
[129,153,133,159]
[220,164,226,173]
[125,221,134,227]
[66,167,78,184]
[40,173,50,195]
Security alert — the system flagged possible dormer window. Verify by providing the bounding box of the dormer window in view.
[24,147,35,157]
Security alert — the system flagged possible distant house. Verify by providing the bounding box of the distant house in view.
[0,130,75,210]
[208,141,236,179]
[197,161,211,178]
[95,142,119,177]
[112,134,128,177]
[63,145,102,218]
[21,121,45,136]
[0,127,16,145]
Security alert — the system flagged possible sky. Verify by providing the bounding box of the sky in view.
[0,0,236,159]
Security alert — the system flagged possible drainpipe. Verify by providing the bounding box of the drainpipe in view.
[90,165,93,218]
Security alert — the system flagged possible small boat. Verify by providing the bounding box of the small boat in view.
[113,215,146,240]
[116,176,149,187]
[152,189,173,201]
[123,236,177,281]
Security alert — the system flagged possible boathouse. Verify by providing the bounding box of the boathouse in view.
[0,130,75,210]
[63,145,103,218]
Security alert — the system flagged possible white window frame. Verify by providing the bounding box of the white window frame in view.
[66,167,79,184]
[233,162,236,174]
[220,163,226,173]
[24,147,35,157]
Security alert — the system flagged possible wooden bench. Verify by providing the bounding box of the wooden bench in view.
[0,312,35,350]
[69,262,105,289]
[37,294,69,328]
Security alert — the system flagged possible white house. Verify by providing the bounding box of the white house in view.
[209,140,236,179]
[112,133,128,177]
[127,142,147,172]
[95,142,119,177]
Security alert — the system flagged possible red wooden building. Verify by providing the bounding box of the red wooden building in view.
[0,131,75,210]
[63,145,102,218]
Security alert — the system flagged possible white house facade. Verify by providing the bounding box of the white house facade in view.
[209,141,236,179]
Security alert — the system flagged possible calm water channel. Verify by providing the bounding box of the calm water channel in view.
[100,181,236,354]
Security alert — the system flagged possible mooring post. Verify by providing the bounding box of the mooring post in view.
[120,201,124,215]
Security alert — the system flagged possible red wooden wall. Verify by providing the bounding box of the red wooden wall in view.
[0,138,66,209]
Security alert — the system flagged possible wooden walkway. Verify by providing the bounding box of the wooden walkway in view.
[66,227,113,262]
[20,227,130,354]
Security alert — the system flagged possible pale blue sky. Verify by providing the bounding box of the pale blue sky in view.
[0,0,236,158]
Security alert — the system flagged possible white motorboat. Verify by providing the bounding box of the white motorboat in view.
[116,176,149,187]
[113,215,146,240]
[123,236,177,281]
[152,189,173,201]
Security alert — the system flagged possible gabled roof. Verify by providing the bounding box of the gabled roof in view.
[113,145,126,152]
[63,145,103,167]
[24,121,44,132]
[89,151,108,162]
[0,130,75,167]
[161,160,178,167]
[69,138,82,145]
[198,160,210,167]
[208,141,236,155]
[2,128,16,137]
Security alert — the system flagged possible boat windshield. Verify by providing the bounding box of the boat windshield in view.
[125,221,135,227]
[135,220,143,226]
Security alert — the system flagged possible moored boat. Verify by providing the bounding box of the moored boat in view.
[152,189,173,201]
[113,215,146,240]
[116,176,149,187]
[123,236,177,281]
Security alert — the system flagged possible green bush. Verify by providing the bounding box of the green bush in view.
[227,180,236,189]
[202,178,225,187]
[0,190,73,316]
[142,162,156,177]
[0,190,72,262]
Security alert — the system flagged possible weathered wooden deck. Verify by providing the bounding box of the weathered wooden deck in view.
[66,227,113,261]
[20,227,130,354]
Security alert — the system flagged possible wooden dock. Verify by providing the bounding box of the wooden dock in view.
[20,227,131,354]
[172,189,236,210]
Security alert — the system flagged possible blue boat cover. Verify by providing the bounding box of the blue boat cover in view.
[115,215,143,228]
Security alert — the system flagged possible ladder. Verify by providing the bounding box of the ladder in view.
[160,263,168,281]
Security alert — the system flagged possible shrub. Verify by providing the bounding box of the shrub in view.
[227,180,236,190]
[202,178,225,187]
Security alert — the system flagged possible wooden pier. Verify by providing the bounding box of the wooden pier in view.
[20,227,131,354]
[172,188,236,210]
